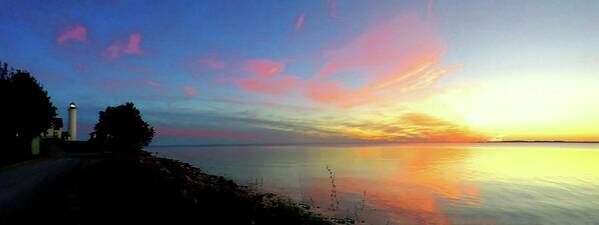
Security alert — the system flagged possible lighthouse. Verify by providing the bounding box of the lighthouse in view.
[68,102,77,141]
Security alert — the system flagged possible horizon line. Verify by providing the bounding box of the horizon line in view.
[147,140,599,148]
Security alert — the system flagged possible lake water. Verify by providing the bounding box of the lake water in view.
[148,143,599,225]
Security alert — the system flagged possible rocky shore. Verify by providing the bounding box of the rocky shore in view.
[3,152,332,225]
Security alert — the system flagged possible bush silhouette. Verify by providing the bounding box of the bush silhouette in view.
[91,102,154,152]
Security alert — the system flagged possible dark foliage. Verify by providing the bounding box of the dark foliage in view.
[0,62,57,165]
[91,102,154,152]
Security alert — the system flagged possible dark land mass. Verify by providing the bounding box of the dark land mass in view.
[487,140,599,143]
[0,152,332,225]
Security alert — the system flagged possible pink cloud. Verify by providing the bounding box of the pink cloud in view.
[156,129,257,139]
[316,14,444,80]
[57,25,87,44]
[105,33,144,58]
[294,13,305,32]
[192,55,225,70]
[304,81,348,104]
[225,59,298,96]
[125,34,143,55]
[183,86,198,96]
[326,0,337,18]
[304,13,450,107]
[304,81,375,108]
[244,59,285,77]
[228,14,456,108]
[237,75,299,97]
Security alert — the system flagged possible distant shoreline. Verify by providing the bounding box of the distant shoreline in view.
[486,140,599,144]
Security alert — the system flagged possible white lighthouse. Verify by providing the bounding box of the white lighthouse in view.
[68,102,77,141]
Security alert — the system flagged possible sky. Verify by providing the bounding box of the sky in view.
[1,0,598,145]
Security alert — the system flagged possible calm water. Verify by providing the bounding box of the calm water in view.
[148,143,599,225]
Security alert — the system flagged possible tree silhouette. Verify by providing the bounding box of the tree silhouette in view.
[11,71,58,139]
[0,62,57,164]
[91,102,154,152]
[0,63,14,144]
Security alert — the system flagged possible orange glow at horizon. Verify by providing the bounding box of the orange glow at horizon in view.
[398,75,599,142]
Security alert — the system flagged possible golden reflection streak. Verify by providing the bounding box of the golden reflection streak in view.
[467,144,599,185]
[305,144,481,224]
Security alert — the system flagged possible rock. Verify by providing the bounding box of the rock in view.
[330,217,355,225]
[180,189,188,198]
[298,203,311,210]
[160,167,171,175]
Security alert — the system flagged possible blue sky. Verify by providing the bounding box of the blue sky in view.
[1,0,598,144]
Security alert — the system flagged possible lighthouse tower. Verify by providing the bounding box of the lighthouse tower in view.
[68,102,77,141]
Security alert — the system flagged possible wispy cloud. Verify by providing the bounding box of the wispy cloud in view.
[304,13,450,107]
[232,59,300,96]
[141,80,162,89]
[237,75,299,97]
[427,0,434,18]
[316,14,444,80]
[144,107,341,141]
[125,34,143,55]
[182,86,198,96]
[228,14,456,108]
[304,80,369,106]
[219,97,322,112]
[105,33,144,58]
[325,0,338,18]
[244,59,285,77]
[337,112,485,142]
[57,25,87,44]
[294,12,306,32]
[191,53,225,70]
[100,79,165,92]
[156,129,258,139]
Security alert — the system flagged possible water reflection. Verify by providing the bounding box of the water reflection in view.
[302,145,480,224]
[151,143,599,225]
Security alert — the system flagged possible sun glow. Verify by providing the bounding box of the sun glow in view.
[408,75,599,141]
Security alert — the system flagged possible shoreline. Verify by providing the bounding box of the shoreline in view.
[1,152,333,225]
